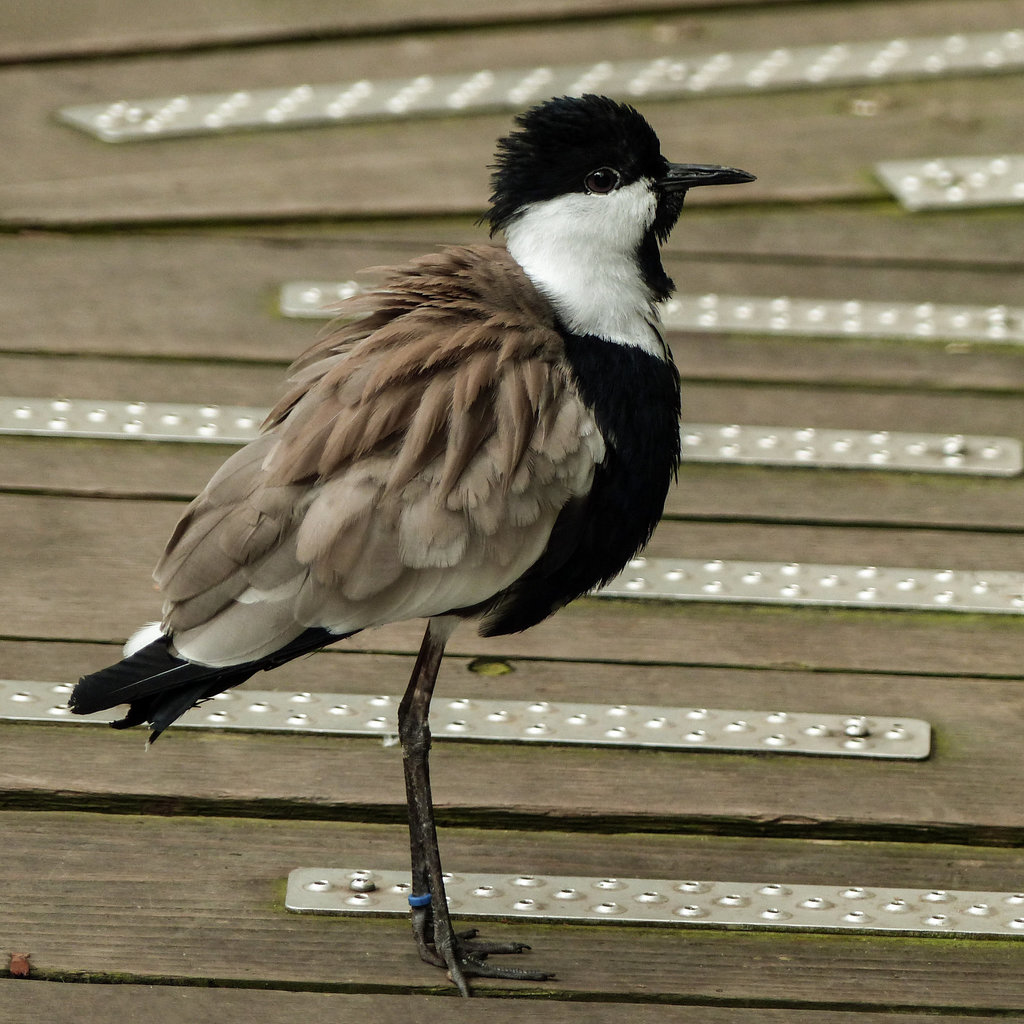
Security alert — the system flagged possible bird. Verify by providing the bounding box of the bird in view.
[69,93,754,995]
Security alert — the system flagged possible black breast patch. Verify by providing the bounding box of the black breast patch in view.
[479,332,681,636]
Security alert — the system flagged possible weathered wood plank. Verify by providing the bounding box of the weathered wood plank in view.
[669,464,1024,531]
[5,79,1022,224]
[4,0,1017,65]
[2,637,1022,839]
[5,812,1024,1010]
[642,517,1024,570]
[677,203,1024,270]
[3,490,1022,677]
[5,352,1024,435]
[0,353,288,406]
[2,349,1023,528]
[7,981,1009,1024]
[6,436,1024,534]
[1,0,1022,224]
[674,331,1024,395]
[2,233,1022,393]
[0,0,800,62]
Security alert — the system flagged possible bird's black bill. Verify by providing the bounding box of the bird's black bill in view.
[657,162,756,192]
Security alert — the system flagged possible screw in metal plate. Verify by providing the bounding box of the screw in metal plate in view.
[675,905,709,918]
[554,888,584,901]
[348,872,377,893]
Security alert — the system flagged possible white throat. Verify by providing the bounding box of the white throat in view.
[504,179,665,356]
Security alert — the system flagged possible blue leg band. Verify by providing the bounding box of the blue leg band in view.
[408,893,432,908]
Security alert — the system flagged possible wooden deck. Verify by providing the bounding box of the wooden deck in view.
[3,0,1024,1018]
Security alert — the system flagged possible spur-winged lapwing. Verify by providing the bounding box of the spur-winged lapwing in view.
[71,94,754,994]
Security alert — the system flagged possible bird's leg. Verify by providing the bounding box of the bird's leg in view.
[397,616,552,996]
[398,618,453,974]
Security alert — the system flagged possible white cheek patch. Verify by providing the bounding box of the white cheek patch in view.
[504,180,663,354]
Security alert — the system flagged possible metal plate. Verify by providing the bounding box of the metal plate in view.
[279,281,362,317]
[0,396,266,444]
[2,396,1018,477]
[283,281,1024,347]
[680,423,1021,476]
[59,30,1024,142]
[607,557,1024,615]
[877,154,1024,210]
[661,293,1024,346]
[0,680,930,759]
[286,867,1024,937]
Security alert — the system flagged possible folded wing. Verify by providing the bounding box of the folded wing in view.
[156,245,606,666]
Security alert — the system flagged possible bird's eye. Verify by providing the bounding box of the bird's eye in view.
[584,167,621,194]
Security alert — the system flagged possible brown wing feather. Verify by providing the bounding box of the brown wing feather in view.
[155,245,605,665]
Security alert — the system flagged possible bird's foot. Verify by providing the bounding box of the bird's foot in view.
[452,927,554,975]
[413,915,553,995]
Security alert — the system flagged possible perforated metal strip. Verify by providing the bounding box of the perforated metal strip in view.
[0,396,266,444]
[59,29,1024,142]
[661,293,1023,346]
[681,424,1020,475]
[281,280,1024,347]
[608,557,1024,615]
[286,867,1024,937]
[280,280,361,316]
[877,154,1024,210]
[3,397,1017,477]
[0,680,929,759]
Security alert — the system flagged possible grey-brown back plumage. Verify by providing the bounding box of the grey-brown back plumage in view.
[155,245,605,666]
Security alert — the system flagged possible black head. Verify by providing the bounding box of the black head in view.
[486,94,754,240]
[487,95,666,234]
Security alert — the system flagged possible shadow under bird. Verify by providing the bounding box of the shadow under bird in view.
[70,93,753,994]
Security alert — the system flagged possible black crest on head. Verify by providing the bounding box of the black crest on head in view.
[486,94,668,233]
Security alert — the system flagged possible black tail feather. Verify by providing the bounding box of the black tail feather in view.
[71,635,216,715]
[71,627,347,742]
